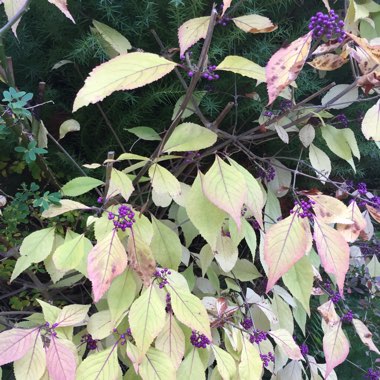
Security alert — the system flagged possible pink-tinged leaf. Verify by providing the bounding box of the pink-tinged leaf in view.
[202,156,247,230]
[221,0,232,16]
[266,32,312,105]
[46,337,77,380]
[323,323,349,378]
[337,201,366,243]
[88,230,128,302]
[0,328,39,365]
[54,304,91,327]
[309,194,351,224]
[73,53,177,111]
[48,0,75,23]
[178,16,210,56]
[352,319,380,354]
[269,329,302,360]
[264,212,312,292]
[366,204,380,223]
[313,220,349,295]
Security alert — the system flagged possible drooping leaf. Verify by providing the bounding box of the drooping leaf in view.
[54,304,90,327]
[299,124,315,148]
[107,269,138,325]
[178,16,210,55]
[139,347,176,380]
[216,55,266,82]
[313,220,349,295]
[232,14,277,33]
[48,0,75,22]
[92,20,131,54]
[271,293,294,334]
[282,256,313,315]
[129,285,166,357]
[172,92,206,121]
[177,349,205,380]
[163,123,217,153]
[76,346,122,380]
[61,177,104,197]
[352,318,380,354]
[309,143,331,184]
[239,334,263,380]
[228,259,261,282]
[150,216,182,269]
[155,314,185,369]
[186,173,226,250]
[0,328,39,366]
[266,33,312,104]
[321,84,358,110]
[41,200,90,218]
[309,194,350,224]
[203,156,246,229]
[269,329,302,360]
[167,286,211,340]
[337,201,366,242]
[87,310,113,340]
[212,345,237,380]
[148,163,181,198]
[59,119,80,140]
[52,233,92,272]
[264,212,312,292]
[107,168,134,201]
[14,333,46,380]
[19,227,56,262]
[267,158,292,198]
[46,337,77,380]
[88,230,128,302]
[323,323,349,378]
[361,99,380,141]
[126,126,161,141]
[73,53,177,111]
[367,254,380,278]
[214,234,239,273]
[308,53,348,71]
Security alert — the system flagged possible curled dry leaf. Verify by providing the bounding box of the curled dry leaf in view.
[266,32,313,105]
[313,41,341,55]
[348,33,380,64]
[337,201,367,243]
[366,203,380,223]
[318,300,340,327]
[352,319,380,354]
[308,53,348,71]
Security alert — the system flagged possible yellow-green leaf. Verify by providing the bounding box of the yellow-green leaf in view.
[216,55,266,82]
[232,14,277,33]
[239,334,263,380]
[269,329,302,360]
[61,177,104,197]
[139,347,176,380]
[93,20,131,54]
[41,200,90,218]
[203,156,246,230]
[172,92,206,121]
[151,216,182,269]
[54,304,90,327]
[59,119,80,140]
[362,99,380,141]
[212,345,237,380]
[163,123,217,153]
[129,285,166,357]
[73,52,177,111]
[87,310,113,340]
[177,349,205,380]
[178,16,210,55]
[148,163,181,197]
[107,168,134,201]
[309,143,331,184]
[126,126,161,141]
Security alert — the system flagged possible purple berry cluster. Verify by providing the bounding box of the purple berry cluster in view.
[199,65,219,81]
[183,151,201,163]
[154,268,171,288]
[290,198,316,218]
[357,182,368,196]
[97,196,103,204]
[365,368,380,380]
[341,310,353,323]
[300,343,309,356]
[165,293,172,314]
[249,330,268,344]
[258,165,276,182]
[334,114,349,129]
[241,318,253,330]
[260,352,275,367]
[330,292,341,304]
[190,330,210,348]
[279,100,293,111]
[251,220,260,230]
[217,16,231,27]
[308,10,346,42]
[80,334,98,350]
[113,327,132,346]
[324,281,342,303]
[108,205,135,232]
[263,110,273,117]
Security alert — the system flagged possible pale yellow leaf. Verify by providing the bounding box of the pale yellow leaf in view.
[178,16,210,55]
[362,99,380,141]
[352,318,380,354]
[232,14,277,33]
[48,0,75,23]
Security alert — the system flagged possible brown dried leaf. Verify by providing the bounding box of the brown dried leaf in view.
[366,204,380,223]
[308,53,348,71]
[318,300,340,327]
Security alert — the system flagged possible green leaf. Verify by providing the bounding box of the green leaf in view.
[139,347,176,380]
[309,143,332,184]
[73,52,177,111]
[282,255,314,315]
[93,20,132,54]
[87,310,113,340]
[107,168,134,201]
[163,123,217,153]
[212,345,237,380]
[150,216,182,269]
[321,84,358,110]
[203,156,247,230]
[216,55,266,82]
[107,269,138,326]
[186,173,226,250]
[52,233,92,272]
[148,163,181,198]
[59,119,80,140]
[42,199,90,218]
[76,346,122,380]
[167,286,211,340]
[239,334,263,380]
[229,259,261,281]
[61,177,104,197]
[172,92,206,121]
[177,349,205,380]
[54,304,90,327]
[126,126,161,141]
[129,285,166,357]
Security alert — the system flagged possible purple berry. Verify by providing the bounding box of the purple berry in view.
[188,71,194,77]
[190,330,210,348]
